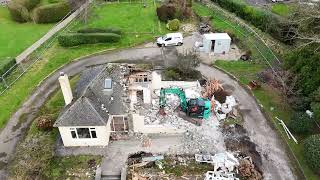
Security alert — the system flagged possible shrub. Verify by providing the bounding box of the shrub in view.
[77,27,122,35]
[0,58,17,77]
[287,112,314,134]
[58,33,121,47]
[304,134,320,174]
[33,2,70,23]
[166,19,180,31]
[36,115,54,131]
[156,5,176,22]
[19,0,40,10]
[7,1,30,22]
[164,69,179,80]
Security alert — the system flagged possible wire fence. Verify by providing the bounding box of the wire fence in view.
[0,0,162,96]
[0,1,92,95]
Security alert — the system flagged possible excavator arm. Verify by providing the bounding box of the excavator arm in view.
[159,87,187,112]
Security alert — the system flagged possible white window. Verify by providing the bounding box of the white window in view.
[70,128,97,139]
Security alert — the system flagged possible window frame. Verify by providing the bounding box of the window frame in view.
[69,127,98,139]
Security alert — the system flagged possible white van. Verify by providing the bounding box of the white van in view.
[156,33,183,47]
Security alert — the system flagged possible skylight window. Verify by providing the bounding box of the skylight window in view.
[104,79,112,89]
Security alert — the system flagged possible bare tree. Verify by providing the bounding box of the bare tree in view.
[291,2,320,49]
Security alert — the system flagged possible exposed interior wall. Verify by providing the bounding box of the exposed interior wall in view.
[59,125,111,147]
[131,113,185,134]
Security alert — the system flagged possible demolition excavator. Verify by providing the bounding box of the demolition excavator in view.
[159,87,211,119]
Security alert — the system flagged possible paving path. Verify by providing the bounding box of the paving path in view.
[0,45,295,179]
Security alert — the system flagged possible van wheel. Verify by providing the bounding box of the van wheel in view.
[177,42,182,46]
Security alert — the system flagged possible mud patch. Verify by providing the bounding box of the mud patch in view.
[223,124,262,174]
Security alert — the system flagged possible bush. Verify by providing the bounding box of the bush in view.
[304,134,320,174]
[0,58,17,77]
[33,2,70,23]
[19,0,40,10]
[156,5,176,22]
[7,1,30,22]
[77,27,122,35]
[166,19,180,31]
[36,115,54,131]
[58,33,121,47]
[287,112,314,134]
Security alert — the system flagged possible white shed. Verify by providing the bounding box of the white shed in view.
[203,33,231,54]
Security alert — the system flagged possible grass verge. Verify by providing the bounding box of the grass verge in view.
[271,3,291,17]
[0,6,53,68]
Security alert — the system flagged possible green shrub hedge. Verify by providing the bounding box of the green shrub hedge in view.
[33,2,70,23]
[211,0,296,44]
[166,19,180,31]
[288,112,314,135]
[0,58,17,78]
[58,33,121,47]
[19,0,40,10]
[7,1,30,22]
[77,27,122,35]
[304,134,320,174]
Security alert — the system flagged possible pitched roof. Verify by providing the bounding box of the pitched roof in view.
[54,97,107,127]
[54,64,128,127]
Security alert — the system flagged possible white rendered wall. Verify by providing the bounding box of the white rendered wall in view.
[59,125,110,147]
[132,114,185,134]
[213,39,231,54]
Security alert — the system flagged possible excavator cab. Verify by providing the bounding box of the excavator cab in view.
[159,87,211,119]
[187,98,211,119]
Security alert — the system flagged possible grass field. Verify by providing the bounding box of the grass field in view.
[271,3,291,17]
[0,0,166,128]
[0,7,53,68]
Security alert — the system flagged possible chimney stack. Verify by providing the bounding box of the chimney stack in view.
[58,72,73,105]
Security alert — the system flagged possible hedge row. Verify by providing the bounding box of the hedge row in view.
[33,2,70,23]
[7,1,30,22]
[211,0,296,44]
[0,58,17,78]
[19,0,40,10]
[58,33,121,47]
[77,27,122,35]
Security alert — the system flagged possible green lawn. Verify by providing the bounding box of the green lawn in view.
[271,3,291,17]
[0,0,166,128]
[0,7,53,68]
[214,60,264,84]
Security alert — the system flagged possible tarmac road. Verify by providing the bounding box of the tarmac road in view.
[0,44,296,179]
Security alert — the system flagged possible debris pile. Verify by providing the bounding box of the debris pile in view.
[144,95,225,154]
[238,157,263,180]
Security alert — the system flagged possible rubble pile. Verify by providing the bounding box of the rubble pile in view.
[143,95,225,154]
[238,158,263,180]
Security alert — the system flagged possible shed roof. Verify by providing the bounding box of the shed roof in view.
[203,33,231,40]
